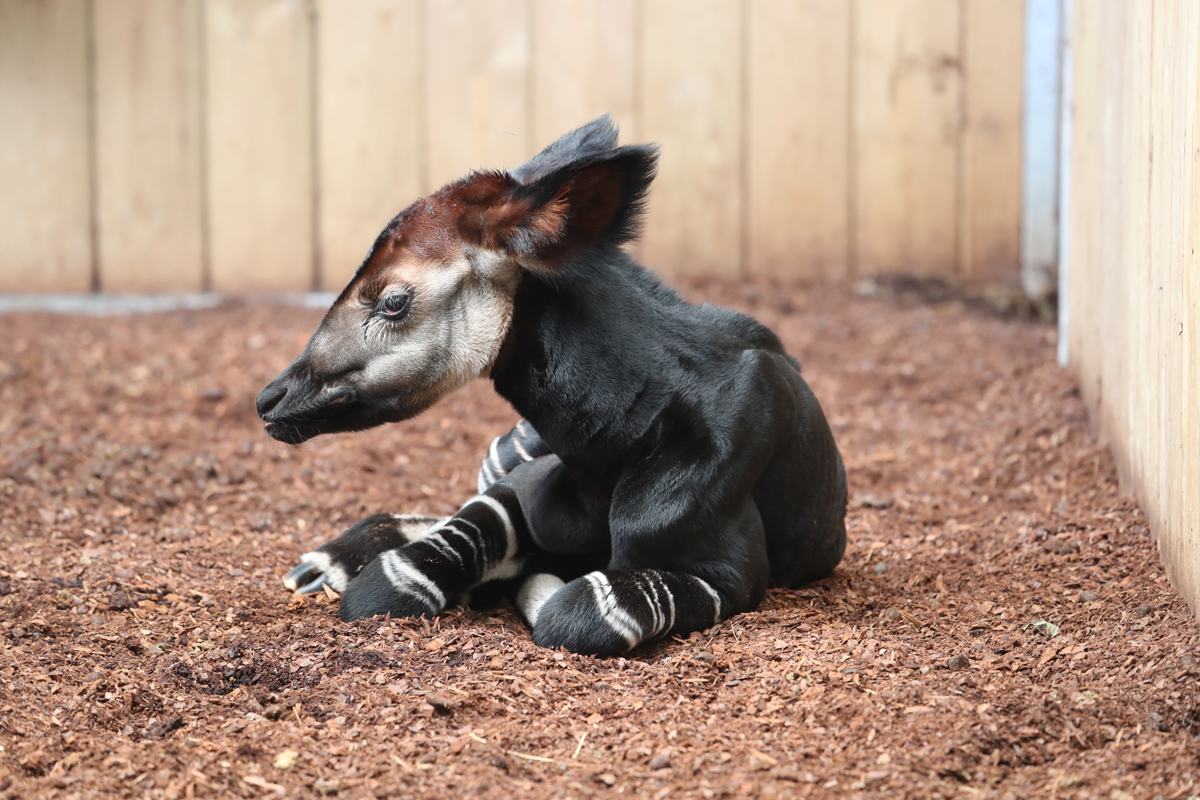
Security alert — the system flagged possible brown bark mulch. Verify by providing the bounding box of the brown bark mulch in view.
[0,278,1196,800]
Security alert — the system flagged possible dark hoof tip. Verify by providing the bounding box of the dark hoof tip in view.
[283,562,321,592]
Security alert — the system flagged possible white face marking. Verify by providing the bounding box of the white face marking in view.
[355,247,521,408]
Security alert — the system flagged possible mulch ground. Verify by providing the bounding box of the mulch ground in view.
[0,278,1196,800]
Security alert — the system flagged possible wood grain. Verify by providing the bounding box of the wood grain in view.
[1066,0,1200,614]
[316,0,422,290]
[424,0,531,192]
[206,0,314,291]
[640,0,742,276]
[853,0,961,277]
[93,0,204,292]
[958,0,1023,282]
[531,0,638,150]
[746,0,850,278]
[0,0,92,292]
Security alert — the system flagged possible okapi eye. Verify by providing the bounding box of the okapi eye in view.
[378,291,412,319]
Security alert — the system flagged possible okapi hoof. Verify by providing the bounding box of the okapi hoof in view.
[283,560,331,594]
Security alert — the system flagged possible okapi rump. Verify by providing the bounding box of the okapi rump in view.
[257,116,848,655]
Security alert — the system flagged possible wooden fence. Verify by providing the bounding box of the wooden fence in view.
[1066,0,1200,614]
[0,0,1025,293]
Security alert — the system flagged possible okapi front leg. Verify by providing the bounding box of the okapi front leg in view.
[284,513,445,594]
[338,486,533,622]
[522,569,727,656]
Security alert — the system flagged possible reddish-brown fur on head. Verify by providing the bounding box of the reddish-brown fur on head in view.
[349,155,634,296]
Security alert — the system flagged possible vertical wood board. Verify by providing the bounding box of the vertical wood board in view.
[93,0,204,292]
[424,0,531,192]
[0,0,92,292]
[206,0,314,291]
[640,0,743,276]
[746,0,850,278]
[316,0,423,290]
[853,0,961,276]
[531,0,638,147]
[959,0,1023,282]
[1065,0,1200,615]
[1188,0,1200,617]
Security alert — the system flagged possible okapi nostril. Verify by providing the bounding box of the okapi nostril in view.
[256,383,288,417]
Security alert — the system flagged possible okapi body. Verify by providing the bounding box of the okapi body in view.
[257,117,847,656]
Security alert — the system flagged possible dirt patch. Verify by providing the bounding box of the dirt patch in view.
[0,279,1195,799]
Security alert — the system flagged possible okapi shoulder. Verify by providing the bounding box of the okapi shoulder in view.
[688,348,803,437]
[609,349,802,535]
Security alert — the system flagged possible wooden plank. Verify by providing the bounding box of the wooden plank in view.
[959,0,1023,282]
[530,0,638,148]
[1123,0,1150,497]
[746,0,850,278]
[1147,0,1199,613]
[1065,0,1200,614]
[93,0,204,292]
[206,0,313,291]
[316,0,422,291]
[853,0,961,277]
[424,0,530,192]
[0,0,92,292]
[639,0,742,276]
[1187,0,1200,616]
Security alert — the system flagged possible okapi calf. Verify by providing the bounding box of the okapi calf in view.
[257,116,847,656]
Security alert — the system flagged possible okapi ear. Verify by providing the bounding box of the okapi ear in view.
[503,146,658,273]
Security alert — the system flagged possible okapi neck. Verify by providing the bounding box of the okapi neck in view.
[489,256,674,472]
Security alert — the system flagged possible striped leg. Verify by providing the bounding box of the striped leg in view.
[338,485,534,622]
[523,568,727,656]
[477,419,553,492]
[283,513,445,594]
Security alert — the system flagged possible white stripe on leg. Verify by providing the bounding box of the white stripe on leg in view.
[692,576,723,626]
[423,534,464,567]
[439,519,482,567]
[387,514,449,543]
[379,550,446,612]
[487,438,505,477]
[584,572,641,649]
[511,436,533,462]
[462,495,524,582]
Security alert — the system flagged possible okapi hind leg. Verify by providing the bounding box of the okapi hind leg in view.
[284,513,445,594]
[338,484,536,622]
[524,568,728,657]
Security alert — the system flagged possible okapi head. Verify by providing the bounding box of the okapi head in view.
[257,116,656,444]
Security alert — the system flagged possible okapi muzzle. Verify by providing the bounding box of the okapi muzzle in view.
[256,294,478,445]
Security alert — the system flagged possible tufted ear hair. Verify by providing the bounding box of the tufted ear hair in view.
[456,137,657,275]
[510,145,658,272]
